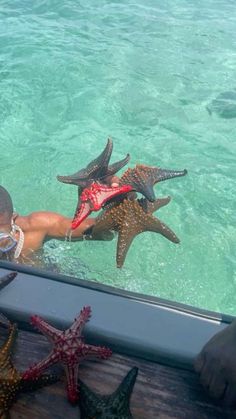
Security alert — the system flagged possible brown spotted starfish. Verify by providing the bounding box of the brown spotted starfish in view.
[120,164,187,201]
[0,272,17,291]
[0,317,58,419]
[90,196,179,267]
[57,138,130,188]
[78,367,138,419]
[23,306,112,404]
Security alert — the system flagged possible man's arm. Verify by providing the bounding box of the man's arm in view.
[26,212,114,241]
[23,177,120,242]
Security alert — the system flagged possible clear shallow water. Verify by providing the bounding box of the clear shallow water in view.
[0,0,236,314]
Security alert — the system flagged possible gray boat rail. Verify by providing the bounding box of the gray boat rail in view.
[0,260,234,370]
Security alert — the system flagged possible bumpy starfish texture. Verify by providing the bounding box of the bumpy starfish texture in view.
[0,318,57,419]
[78,367,138,419]
[57,138,130,188]
[120,164,187,202]
[22,306,112,404]
[91,197,179,267]
[0,272,17,291]
[71,182,133,229]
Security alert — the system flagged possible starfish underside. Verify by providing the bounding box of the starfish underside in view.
[0,319,57,419]
[120,164,187,201]
[57,138,130,188]
[0,272,17,291]
[91,197,179,267]
[79,367,138,419]
[71,183,133,229]
[22,306,112,404]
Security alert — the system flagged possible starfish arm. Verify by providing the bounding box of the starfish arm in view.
[63,363,79,404]
[145,216,180,243]
[77,185,83,198]
[105,153,130,178]
[116,227,137,268]
[85,137,113,179]
[0,358,17,378]
[94,185,133,209]
[56,173,80,185]
[153,167,187,184]
[0,272,17,291]
[82,344,112,359]
[114,367,138,400]
[78,379,102,416]
[69,306,92,334]
[56,175,90,188]
[57,139,113,186]
[139,184,156,202]
[111,367,138,414]
[22,351,59,380]
[0,374,58,417]
[0,372,57,418]
[30,315,60,343]
[139,196,171,213]
[20,373,58,392]
[0,323,17,362]
[71,202,92,229]
[150,196,171,211]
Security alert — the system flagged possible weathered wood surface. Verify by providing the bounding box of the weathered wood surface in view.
[0,326,235,419]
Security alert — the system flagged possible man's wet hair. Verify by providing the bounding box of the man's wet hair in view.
[0,186,13,216]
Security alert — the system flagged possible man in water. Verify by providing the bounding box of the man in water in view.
[195,320,236,407]
[0,184,116,264]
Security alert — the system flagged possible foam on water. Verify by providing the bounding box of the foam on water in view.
[0,0,236,314]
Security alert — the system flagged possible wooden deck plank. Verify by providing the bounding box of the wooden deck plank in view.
[0,326,235,419]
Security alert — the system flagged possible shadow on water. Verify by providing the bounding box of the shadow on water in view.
[207,89,236,119]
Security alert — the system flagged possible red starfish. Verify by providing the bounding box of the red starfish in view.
[22,306,112,404]
[71,182,132,229]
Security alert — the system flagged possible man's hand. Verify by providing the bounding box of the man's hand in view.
[194,320,236,406]
[83,226,115,241]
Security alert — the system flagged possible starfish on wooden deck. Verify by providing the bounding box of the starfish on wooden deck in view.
[0,317,58,419]
[71,182,133,229]
[91,197,179,268]
[57,138,130,188]
[78,367,138,419]
[22,306,112,404]
[0,272,17,291]
[120,164,187,202]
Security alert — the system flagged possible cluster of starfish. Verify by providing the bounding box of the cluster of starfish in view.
[0,272,138,418]
[57,138,187,267]
[0,273,58,418]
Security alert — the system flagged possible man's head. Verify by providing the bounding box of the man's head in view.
[0,186,16,259]
[0,186,13,227]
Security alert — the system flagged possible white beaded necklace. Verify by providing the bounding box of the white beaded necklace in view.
[11,221,25,259]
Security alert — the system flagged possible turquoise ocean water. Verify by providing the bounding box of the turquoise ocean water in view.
[0,0,235,314]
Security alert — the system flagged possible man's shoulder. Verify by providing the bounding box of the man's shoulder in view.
[17,211,64,231]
